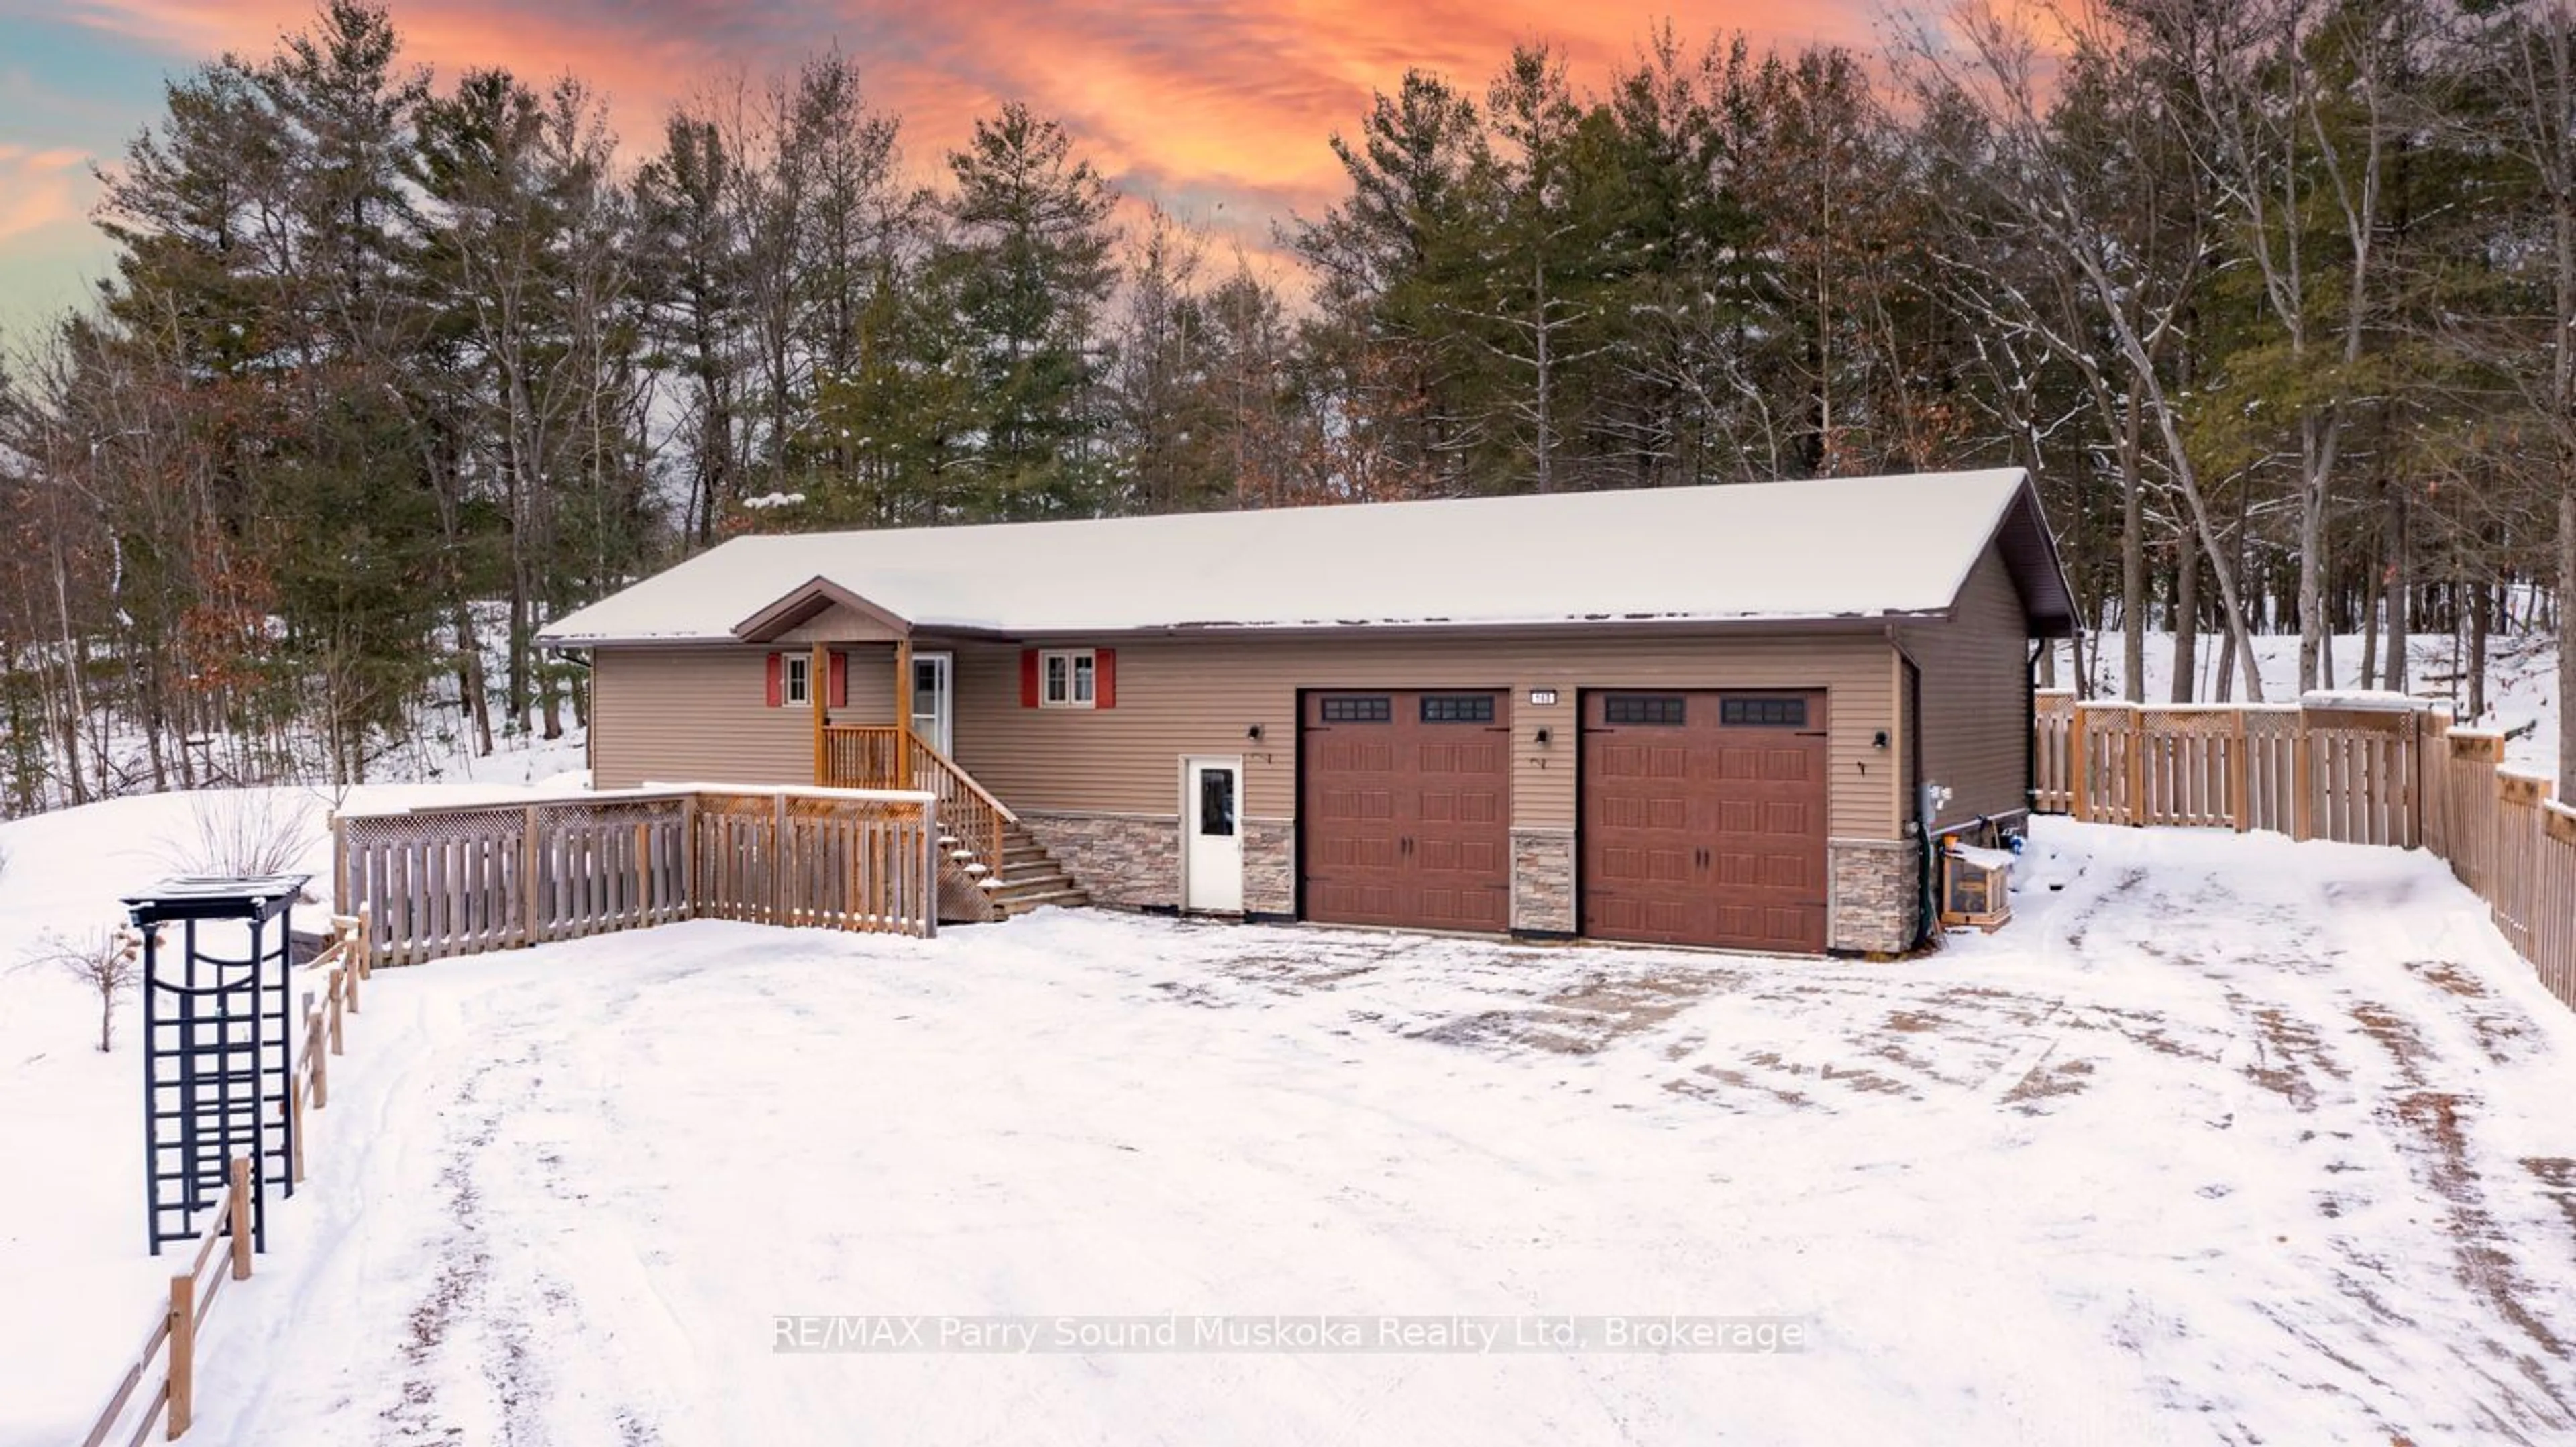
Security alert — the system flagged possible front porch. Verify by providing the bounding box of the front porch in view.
[765,623,1088,922]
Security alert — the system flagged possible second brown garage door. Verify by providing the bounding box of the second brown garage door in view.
[1301,690,1511,931]
[1582,690,1829,952]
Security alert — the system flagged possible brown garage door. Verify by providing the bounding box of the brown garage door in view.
[1301,690,1511,931]
[1582,690,1829,951]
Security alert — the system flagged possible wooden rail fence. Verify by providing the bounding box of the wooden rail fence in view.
[2035,692,2576,1012]
[332,785,940,967]
[83,914,370,1446]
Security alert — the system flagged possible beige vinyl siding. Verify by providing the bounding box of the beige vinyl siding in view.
[590,643,896,789]
[1898,545,2035,827]
[943,631,1904,841]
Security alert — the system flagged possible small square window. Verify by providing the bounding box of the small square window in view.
[1419,694,1496,724]
[783,655,812,706]
[1040,649,1097,709]
[1721,696,1808,728]
[1603,694,1685,726]
[1320,696,1392,724]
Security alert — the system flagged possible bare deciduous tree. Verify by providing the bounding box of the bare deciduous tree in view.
[21,926,145,1053]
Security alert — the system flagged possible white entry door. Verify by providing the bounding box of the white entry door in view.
[1183,757,1244,913]
[912,653,953,756]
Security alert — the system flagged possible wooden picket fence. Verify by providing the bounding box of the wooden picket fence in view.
[82,914,370,1446]
[2035,692,2576,1010]
[331,785,939,967]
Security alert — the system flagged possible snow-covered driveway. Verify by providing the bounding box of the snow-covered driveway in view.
[18,819,2576,1445]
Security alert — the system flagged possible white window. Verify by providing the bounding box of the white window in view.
[1040,649,1096,709]
[783,654,812,706]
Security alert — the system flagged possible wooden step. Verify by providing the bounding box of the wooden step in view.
[994,880,1073,898]
[995,888,1090,916]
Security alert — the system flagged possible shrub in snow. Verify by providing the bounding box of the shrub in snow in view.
[19,926,143,1053]
[162,790,317,879]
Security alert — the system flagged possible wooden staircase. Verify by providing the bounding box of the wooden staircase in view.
[820,721,1090,922]
[958,820,1091,920]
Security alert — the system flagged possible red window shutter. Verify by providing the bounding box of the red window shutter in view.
[1094,648,1116,709]
[1020,649,1040,708]
[828,651,848,708]
[765,652,784,708]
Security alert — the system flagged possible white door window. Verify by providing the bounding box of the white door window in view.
[912,653,953,756]
[1183,757,1244,914]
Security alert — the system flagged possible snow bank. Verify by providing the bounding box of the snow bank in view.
[0,778,595,1444]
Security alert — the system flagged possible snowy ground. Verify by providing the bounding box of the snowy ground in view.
[7,812,2576,1445]
[2056,629,2561,776]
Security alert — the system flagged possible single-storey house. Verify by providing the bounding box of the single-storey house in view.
[537,469,2076,953]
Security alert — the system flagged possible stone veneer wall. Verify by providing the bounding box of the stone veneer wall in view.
[1242,818,1295,916]
[1026,809,1915,955]
[1018,811,1295,916]
[1017,812,1178,909]
[1511,830,1576,934]
[1829,839,1918,954]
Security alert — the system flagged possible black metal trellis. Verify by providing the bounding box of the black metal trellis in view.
[124,875,309,1256]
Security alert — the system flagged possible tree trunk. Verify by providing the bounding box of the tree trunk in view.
[455,602,494,757]
[2170,537,2198,704]
[2561,486,2575,792]
[2381,479,2408,693]
[2469,580,2491,718]
[539,665,564,741]
[2120,427,2145,704]
[2360,547,2381,691]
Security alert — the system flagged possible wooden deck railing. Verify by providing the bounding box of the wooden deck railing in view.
[334,786,938,965]
[904,738,1014,897]
[2035,692,2433,845]
[2033,694,2575,1014]
[690,788,941,933]
[819,725,904,793]
[818,725,1015,903]
[81,914,370,1446]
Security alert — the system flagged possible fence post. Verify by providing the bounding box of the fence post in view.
[344,920,363,1014]
[331,813,347,920]
[2292,710,2314,843]
[2070,706,2091,823]
[165,1271,194,1440]
[290,1073,307,1185]
[329,969,345,1056]
[521,806,543,948]
[773,792,790,926]
[307,1000,327,1110]
[921,798,939,939]
[2231,710,2251,833]
[227,1157,252,1281]
[681,796,700,922]
[2125,709,2145,826]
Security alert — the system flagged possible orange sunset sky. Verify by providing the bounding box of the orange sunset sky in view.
[0,1,1884,333]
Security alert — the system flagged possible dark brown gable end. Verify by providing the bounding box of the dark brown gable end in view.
[731,576,914,643]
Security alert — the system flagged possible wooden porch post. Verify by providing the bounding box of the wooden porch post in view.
[810,641,830,786]
[894,637,914,788]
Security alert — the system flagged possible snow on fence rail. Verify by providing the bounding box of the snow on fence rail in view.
[82,915,371,1446]
[2034,693,2576,1012]
[331,786,940,967]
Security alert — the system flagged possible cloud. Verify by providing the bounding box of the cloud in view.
[42,1,1878,213]
[0,145,97,242]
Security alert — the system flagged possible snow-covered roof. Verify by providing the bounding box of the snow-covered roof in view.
[540,469,2074,645]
